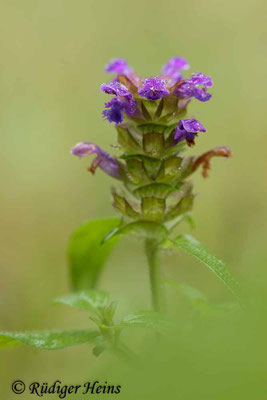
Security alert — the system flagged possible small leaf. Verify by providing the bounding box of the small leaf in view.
[137,123,176,134]
[161,235,240,298]
[69,218,121,290]
[155,98,164,119]
[121,311,171,329]
[134,183,179,199]
[54,290,109,314]
[103,221,168,242]
[140,101,152,120]
[143,132,164,156]
[164,195,194,221]
[164,157,183,177]
[126,158,150,184]
[117,126,141,153]
[0,330,99,350]
[121,154,161,179]
[113,193,140,218]
[141,197,166,221]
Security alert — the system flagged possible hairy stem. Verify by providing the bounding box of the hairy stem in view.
[145,239,165,313]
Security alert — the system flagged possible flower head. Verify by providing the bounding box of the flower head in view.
[162,56,190,82]
[105,58,133,76]
[138,77,170,100]
[72,57,232,227]
[71,142,120,178]
[174,119,206,146]
[174,72,213,102]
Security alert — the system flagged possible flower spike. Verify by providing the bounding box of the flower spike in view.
[73,56,230,227]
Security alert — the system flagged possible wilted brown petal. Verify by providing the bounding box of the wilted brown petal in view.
[191,146,232,178]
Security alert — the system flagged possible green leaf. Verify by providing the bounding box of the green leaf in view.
[121,311,171,329]
[0,330,99,350]
[161,234,240,298]
[69,218,121,291]
[54,290,109,314]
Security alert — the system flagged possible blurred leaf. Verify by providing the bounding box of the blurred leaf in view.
[165,277,208,303]
[161,235,240,298]
[54,290,109,314]
[122,311,171,329]
[69,218,121,290]
[93,343,106,357]
[104,301,118,322]
[0,330,99,350]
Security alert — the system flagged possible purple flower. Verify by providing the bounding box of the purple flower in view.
[105,58,133,76]
[102,96,137,125]
[162,56,190,81]
[138,77,170,100]
[71,142,120,178]
[174,72,213,102]
[190,72,213,87]
[101,81,138,125]
[100,81,132,99]
[174,119,206,146]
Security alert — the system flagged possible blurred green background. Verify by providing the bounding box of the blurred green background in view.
[0,0,266,398]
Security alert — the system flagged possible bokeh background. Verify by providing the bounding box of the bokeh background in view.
[0,0,266,398]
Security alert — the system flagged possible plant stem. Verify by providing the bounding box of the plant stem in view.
[145,239,165,313]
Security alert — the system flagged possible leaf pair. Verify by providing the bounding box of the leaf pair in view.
[55,290,170,330]
[68,218,240,299]
[0,290,169,352]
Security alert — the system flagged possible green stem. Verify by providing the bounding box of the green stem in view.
[145,239,165,313]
